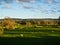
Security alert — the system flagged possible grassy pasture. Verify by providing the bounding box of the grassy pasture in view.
[0,27,60,38]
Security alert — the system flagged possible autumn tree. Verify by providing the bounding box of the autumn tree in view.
[26,21,32,27]
[0,27,4,34]
[2,17,16,30]
[0,21,4,34]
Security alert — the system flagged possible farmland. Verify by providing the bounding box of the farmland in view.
[0,27,60,38]
[0,17,60,38]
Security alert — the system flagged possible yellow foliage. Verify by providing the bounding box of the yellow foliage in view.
[2,17,16,30]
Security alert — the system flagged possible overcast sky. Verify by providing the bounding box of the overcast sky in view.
[0,0,60,19]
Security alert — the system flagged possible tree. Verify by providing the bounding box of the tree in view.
[0,27,4,34]
[40,21,44,26]
[2,17,16,30]
[26,21,32,27]
[0,21,4,34]
[58,16,60,26]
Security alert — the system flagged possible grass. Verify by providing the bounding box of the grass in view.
[1,31,60,38]
[0,26,60,38]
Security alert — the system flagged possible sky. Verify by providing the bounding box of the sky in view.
[0,0,60,19]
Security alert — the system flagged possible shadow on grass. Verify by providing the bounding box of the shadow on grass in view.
[0,36,60,45]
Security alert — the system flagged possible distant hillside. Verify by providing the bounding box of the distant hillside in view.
[0,18,59,22]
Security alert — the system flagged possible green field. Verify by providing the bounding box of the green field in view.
[0,27,60,38]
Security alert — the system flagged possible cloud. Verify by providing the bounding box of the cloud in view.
[50,10,56,14]
[5,4,11,8]
[55,0,60,3]
[22,3,33,9]
[0,0,13,5]
[0,0,60,4]
[23,6,32,9]
[46,0,57,4]
[0,0,5,5]
[16,0,20,3]
[57,10,60,12]
[16,0,37,3]
[17,0,60,4]
[2,4,12,9]
[0,2,3,5]
[0,0,37,3]
[4,0,13,3]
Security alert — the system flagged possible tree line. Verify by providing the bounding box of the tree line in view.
[0,17,60,30]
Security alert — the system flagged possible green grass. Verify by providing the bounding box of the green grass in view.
[0,27,60,38]
[1,31,60,38]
